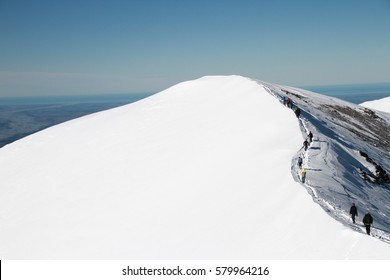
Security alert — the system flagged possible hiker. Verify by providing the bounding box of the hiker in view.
[308,131,313,143]
[281,96,287,106]
[297,156,303,169]
[294,107,301,118]
[287,98,292,108]
[349,202,358,224]
[303,140,309,151]
[362,212,373,235]
[300,168,307,183]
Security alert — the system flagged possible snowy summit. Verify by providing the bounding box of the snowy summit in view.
[0,75,389,259]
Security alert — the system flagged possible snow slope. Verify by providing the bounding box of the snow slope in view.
[361,96,390,113]
[0,76,389,259]
[263,82,390,241]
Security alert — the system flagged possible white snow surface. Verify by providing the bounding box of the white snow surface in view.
[361,96,390,113]
[0,75,389,259]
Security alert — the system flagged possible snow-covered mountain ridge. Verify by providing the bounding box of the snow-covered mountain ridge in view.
[0,75,389,259]
[262,81,390,241]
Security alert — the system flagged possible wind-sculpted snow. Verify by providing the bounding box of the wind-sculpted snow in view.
[0,75,389,259]
[262,81,390,243]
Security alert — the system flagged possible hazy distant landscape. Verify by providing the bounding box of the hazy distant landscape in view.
[0,93,152,148]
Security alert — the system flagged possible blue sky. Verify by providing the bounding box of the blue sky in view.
[0,0,389,96]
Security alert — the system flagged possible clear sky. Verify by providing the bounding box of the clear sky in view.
[0,0,389,97]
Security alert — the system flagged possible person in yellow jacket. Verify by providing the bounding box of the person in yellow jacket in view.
[300,169,307,183]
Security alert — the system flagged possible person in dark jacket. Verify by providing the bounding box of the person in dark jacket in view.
[362,212,373,235]
[297,156,303,169]
[294,107,301,118]
[281,96,287,106]
[303,140,309,151]
[349,202,358,224]
[308,131,313,143]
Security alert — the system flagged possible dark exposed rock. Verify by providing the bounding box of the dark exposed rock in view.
[358,150,390,184]
[320,105,390,154]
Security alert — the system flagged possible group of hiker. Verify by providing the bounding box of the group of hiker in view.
[281,92,377,237]
[281,95,301,118]
[282,94,311,184]
[303,131,313,151]
[298,131,313,183]
[349,202,374,235]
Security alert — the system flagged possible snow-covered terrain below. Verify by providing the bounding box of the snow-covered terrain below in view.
[361,96,390,114]
[0,75,389,259]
